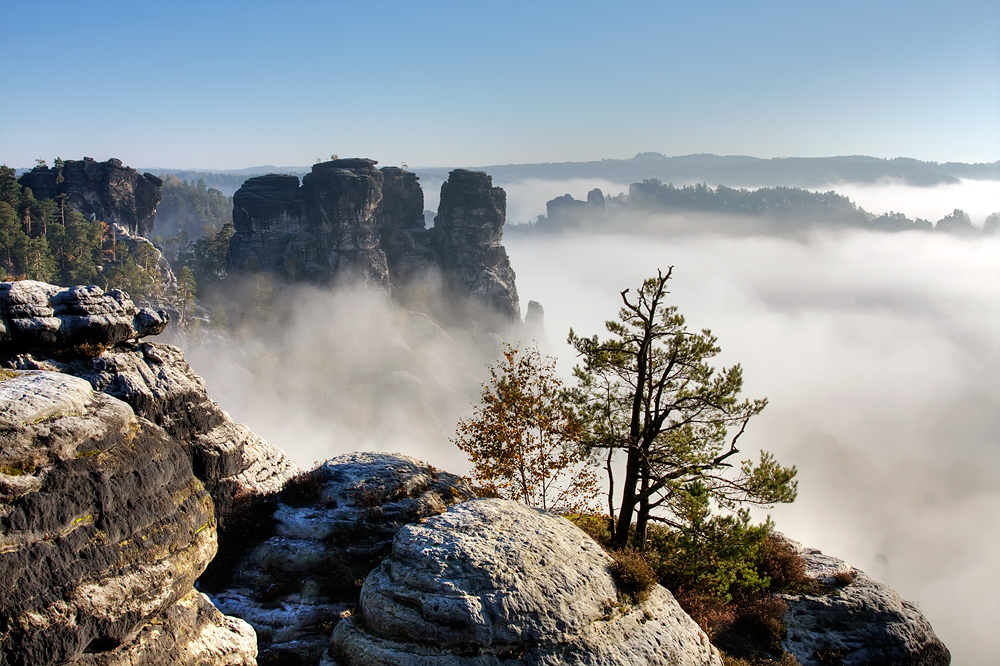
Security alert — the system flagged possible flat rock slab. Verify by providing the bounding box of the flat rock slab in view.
[332,498,721,665]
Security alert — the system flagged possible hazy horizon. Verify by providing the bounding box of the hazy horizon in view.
[2,1,997,168]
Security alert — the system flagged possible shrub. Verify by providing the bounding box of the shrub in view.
[644,510,773,603]
[566,513,613,547]
[609,548,658,605]
[282,468,328,507]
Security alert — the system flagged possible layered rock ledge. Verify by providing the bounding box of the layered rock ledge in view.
[331,498,722,665]
[0,370,254,666]
[0,281,168,354]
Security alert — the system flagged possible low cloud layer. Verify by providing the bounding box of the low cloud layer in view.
[816,178,1000,225]
[172,205,996,662]
[507,229,999,664]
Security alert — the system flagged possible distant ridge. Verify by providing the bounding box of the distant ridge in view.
[415,153,1000,189]
[112,154,1000,196]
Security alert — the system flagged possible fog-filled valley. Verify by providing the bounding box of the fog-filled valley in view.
[152,175,1000,664]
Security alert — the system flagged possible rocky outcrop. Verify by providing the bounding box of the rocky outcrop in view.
[779,539,950,666]
[331,498,722,666]
[207,452,475,665]
[5,342,299,529]
[227,162,521,327]
[0,281,168,354]
[0,370,252,666]
[376,167,435,287]
[18,158,163,236]
[1,279,298,529]
[228,159,389,287]
[431,170,520,325]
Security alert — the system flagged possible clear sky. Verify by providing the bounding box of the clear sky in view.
[1,0,997,169]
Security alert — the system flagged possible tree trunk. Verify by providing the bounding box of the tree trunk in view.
[612,443,641,547]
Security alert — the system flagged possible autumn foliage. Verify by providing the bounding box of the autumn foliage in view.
[453,343,598,512]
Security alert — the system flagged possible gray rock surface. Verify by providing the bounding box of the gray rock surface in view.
[208,452,475,666]
[332,498,722,666]
[18,157,163,236]
[5,341,299,528]
[0,371,217,666]
[228,159,389,287]
[227,161,521,329]
[73,591,256,666]
[0,281,169,354]
[779,539,950,666]
[432,170,520,327]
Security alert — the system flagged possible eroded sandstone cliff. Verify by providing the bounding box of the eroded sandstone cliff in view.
[18,158,163,237]
[227,161,520,328]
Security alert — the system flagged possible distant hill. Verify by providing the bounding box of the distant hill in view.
[413,154,1000,189]
[135,154,999,198]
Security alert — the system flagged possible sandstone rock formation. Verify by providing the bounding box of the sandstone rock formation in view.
[1,280,299,529]
[228,159,390,287]
[545,188,606,226]
[779,539,950,666]
[227,161,520,328]
[431,170,520,325]
[5,341,298,529]
[18,158,163,236]
[0,281,168,354]
[331,498,722,666]
[207,452,475,665]
[0,370,255,666]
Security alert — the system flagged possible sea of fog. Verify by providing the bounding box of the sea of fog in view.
[449,176,999,227]
[506,228,998,664]
[179,180,999,664]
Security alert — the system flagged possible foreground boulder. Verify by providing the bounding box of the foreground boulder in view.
[6,341,299,529]
[206,452,475,665]
[779,539,950,666]
[0,370,255,666]
[332,498,722,666]
[0,281,168,354]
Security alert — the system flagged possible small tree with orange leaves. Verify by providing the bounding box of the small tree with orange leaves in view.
[454,343,598,513]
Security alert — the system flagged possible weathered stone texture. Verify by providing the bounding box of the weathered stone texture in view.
[6,341,299,528]
[0,281,168,354]
[779,538,950,666]
[0,372,216,666]
[332,498,722,666]
[207,452,474,665]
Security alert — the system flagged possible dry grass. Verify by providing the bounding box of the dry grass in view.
[609,548,658,605]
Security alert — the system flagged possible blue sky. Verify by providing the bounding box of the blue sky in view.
[1,0,997,169]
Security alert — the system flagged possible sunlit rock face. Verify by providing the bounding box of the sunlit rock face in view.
[228,161,522,328]
[778,537,951,666]
[332,498,723,666]
[18,158,163,236]
[0,281,168,354]
[204,452,475,665]
[0,371,254,666]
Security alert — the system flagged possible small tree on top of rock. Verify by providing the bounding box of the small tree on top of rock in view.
[453,343,598,513]
[569,268,797,548]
